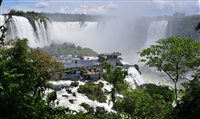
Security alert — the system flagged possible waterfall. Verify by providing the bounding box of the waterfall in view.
[143,20,168,48]
[8,16,39,47]
[5,16,50,47]
[6,16,99,48]
[34,20,49,46]
[0,15,5,26]
[139,20,174,87]
[5,16,169,63]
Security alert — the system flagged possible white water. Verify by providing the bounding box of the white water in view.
[138,20,174,87]
[46,66,144,112]
[8,16,39,47]
[125,67,145,89]
[46,80,114,112]
[34,20,49,46]
[0,16,5,26]
[143,20,168,48]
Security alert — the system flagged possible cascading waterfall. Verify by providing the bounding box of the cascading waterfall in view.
[34,20,49,46]
[143,20,168,48]
[4,16,50,47]
[6,15,99,48]
[8,16,39,47]
[139,20,173,86]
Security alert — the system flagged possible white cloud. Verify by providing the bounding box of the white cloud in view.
[74,1,118,15]
[35,1,49,8]
[105,1,118,10]
[58,7,68,14]
[152,0,198,9]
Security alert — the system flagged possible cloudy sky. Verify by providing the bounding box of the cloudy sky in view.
[1,0,200,16]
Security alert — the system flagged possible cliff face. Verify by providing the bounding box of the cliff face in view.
[166,15,200,40]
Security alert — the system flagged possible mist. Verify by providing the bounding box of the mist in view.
[47,3,155,63]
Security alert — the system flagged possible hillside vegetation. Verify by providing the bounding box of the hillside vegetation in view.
[40,43,98,56]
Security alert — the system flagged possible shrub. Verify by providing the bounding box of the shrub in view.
[70,81,79,87]
[80,103,94,113]
[114,87,173,119]
[47,91,57,105]
[103,63,128,93]
[78,82,107,102]
[99,82,104,88]
[45,82,53,89]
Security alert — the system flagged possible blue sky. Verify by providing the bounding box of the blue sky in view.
[1,0,200,16]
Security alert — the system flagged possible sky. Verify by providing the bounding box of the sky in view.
[1,0,200,16]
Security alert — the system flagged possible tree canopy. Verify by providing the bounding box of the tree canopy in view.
[0,39,65,118]
[140,36,200,100]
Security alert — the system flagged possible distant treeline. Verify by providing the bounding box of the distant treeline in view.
[42,13,103,22]
[8,10,48,30]
[9,10,47,21]
[40,43,98,56]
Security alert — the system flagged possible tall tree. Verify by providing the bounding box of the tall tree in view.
[140,37,200,101]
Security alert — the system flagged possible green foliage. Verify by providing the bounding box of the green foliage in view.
[70,81,79,87]
[140,36,200,100]
[31,48,64,79]
[142,84,173,103]
[80,103,94,113]
[43,13,102,22]
[45,82,53,89]
[41,43,98,56]
[9,10,48,31]
[114,88,154,118]
[62,111,131,119]
[78,82,107,102]
[10,10,47,21]
[0,39,65,118]
[47,91,57,105]
[103,63,128,93]
[114,85,173,119]
[174,80,200,119]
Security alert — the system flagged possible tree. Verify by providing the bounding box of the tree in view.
[31,48,64,80]
[140,37,200,101]
[114,85,174,119]
[103,63,128,93]
[0,39,65,118]
[174,80,200,119]
[114,88,153,118]
[142,84,174,103]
